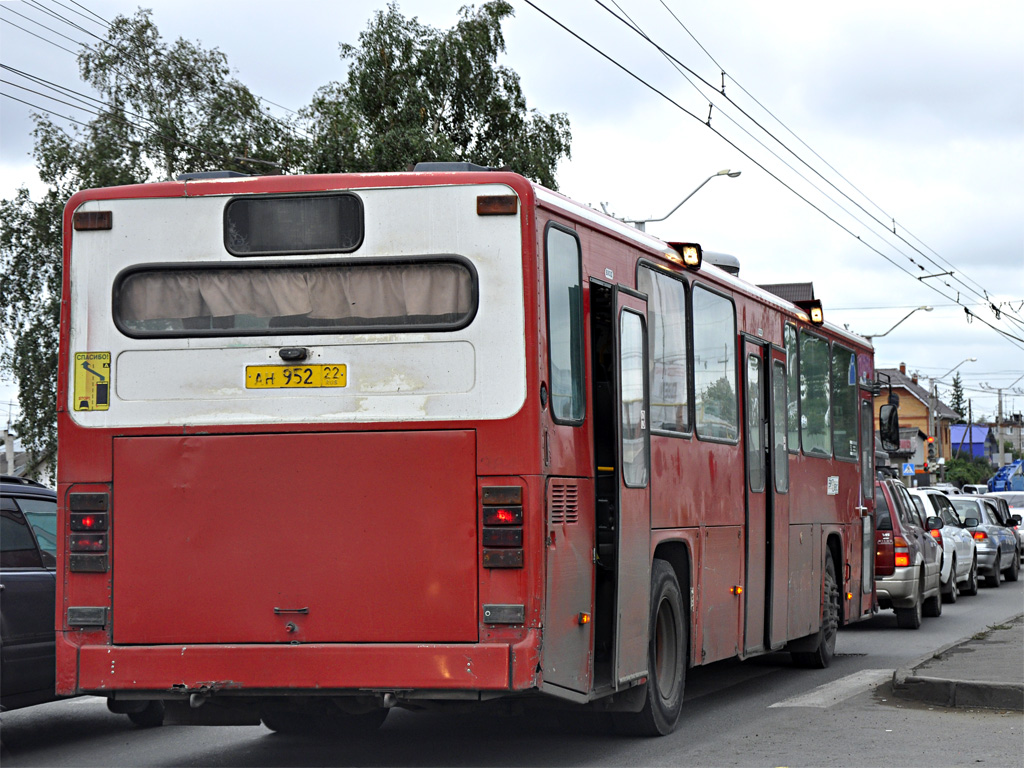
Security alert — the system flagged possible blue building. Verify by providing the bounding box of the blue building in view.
[949,424,998,464]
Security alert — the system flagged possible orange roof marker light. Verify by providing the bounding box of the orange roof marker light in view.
[666,242,703,271]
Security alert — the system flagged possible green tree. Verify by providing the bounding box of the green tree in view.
[944,455,994,487]
[1,10,299,473]
[947,372,966,423]
[301,2,571,188]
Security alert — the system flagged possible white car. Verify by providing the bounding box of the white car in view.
[909,488,979,601]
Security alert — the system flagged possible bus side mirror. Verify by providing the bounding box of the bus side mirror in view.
[879,403,899,452]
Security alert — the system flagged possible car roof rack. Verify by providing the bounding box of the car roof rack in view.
[1,474,48,487]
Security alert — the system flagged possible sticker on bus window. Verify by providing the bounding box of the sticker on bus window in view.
[74,352,111,411]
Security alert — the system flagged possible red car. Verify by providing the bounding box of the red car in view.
[874,479,945,629]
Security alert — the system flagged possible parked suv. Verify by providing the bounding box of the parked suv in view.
[908,487,979,602]
[1,476,58,711]
[874,479,944,628]
[952,496,1021,586]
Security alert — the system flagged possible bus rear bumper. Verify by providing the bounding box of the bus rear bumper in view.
[76,642,517,695]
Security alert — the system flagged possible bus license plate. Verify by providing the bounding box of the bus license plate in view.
[245,364,347,389]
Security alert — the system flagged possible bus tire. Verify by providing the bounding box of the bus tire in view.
[792,550,840,666]
[613,559,686,736]
[126,700,165,728]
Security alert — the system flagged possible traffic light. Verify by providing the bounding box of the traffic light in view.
[927,435,936,461]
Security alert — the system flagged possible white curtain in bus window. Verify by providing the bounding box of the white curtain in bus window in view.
[799,332,831,457]
[116,261,474,335]
[620,310,648,487]
[831,345,858,460]
[692,286,737,441]
[544,227,584,423]
[637,266,689,433]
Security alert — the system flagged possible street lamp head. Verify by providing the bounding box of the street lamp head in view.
[922,305,934,312]
[716,169,741,178]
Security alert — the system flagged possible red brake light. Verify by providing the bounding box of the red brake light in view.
[484,506,523,526]
[973,531,988,541]
[893,535,910,567]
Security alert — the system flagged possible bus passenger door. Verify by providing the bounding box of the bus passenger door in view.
[742,339,788,655]
[613,288,651,687]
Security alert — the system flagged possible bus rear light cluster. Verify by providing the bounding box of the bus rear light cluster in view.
[68,492,110,573]
[481,486,523,569]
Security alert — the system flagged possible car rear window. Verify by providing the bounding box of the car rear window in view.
[874,486,893,530]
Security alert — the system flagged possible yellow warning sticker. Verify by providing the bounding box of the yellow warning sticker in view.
[73,352,111,411]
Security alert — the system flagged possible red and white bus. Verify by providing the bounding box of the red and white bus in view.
[56,165,895,734]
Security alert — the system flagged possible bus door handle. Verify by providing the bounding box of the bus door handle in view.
[274,607,309,614]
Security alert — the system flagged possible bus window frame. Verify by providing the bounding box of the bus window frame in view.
[223,191,365,257]
[798,327,833,460]
[635,259,693,439]
[830,341,859,465]
[543,221,585,427]
[691,281,739,446]
[784,321,800,455]
[110,255,480,340]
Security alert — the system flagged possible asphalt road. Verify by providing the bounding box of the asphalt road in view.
[2,579,1021,768]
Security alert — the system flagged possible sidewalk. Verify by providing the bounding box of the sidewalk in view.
[892,612,1024,711]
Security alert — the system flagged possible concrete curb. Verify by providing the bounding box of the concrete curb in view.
[891,611,1024,712]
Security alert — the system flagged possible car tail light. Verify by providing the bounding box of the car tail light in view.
[973,531,988,541]
[929,528,943,548]
[875,532,895,576]
[481,486,523,569]
[893,535,910,568]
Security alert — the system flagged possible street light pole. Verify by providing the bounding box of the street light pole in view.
[864,306,933,341]
[630,169,741,231]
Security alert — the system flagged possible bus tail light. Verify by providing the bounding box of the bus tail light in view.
[893,535,910,568]
[481,486,523,569]
[68,492,110,572]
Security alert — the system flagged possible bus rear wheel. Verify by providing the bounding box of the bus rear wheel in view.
[791,550,839,666]
[613,559,687,736]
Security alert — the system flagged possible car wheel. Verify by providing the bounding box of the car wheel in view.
[960,556,979,596]
[923,584,942,617]
[941,555,958,604]
[895,573,923,629]
[612,559,686,736]
[1004,549,1020,582]
[791,551,840,667]
[983,554,1001,588]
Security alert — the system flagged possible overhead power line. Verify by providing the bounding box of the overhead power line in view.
[593,0,1024,333]
[520,1,1024,354]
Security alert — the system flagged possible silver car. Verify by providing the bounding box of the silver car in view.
[951,497,1021,587]
[983,492,1024,560]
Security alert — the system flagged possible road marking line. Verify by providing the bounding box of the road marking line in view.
[769,669,891,709]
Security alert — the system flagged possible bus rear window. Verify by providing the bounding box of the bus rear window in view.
[225,194,363,256]
[114,259,476,337]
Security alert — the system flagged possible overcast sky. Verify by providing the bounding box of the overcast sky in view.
[2,0,1023,427]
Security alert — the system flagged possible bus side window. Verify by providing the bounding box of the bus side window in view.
[544,225,584,424]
